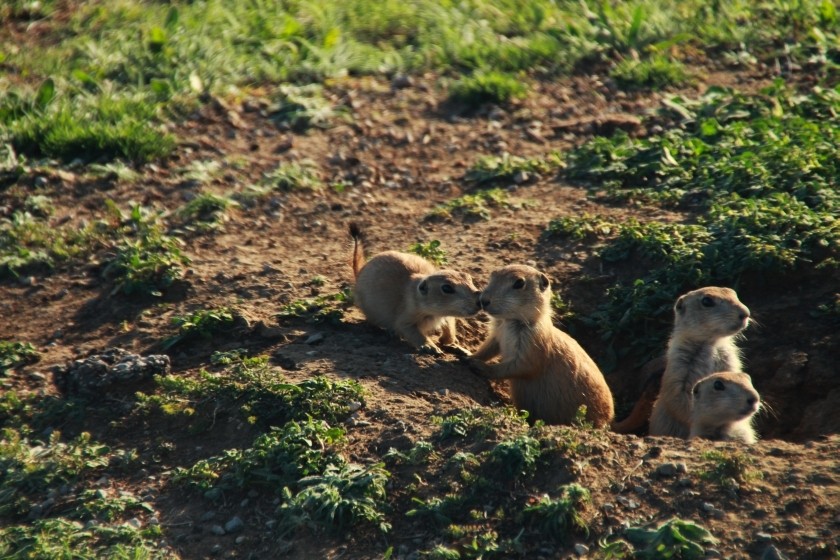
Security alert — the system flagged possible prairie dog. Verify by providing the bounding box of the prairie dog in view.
[349,223,480,355]
[468,265,614,428]
[649,287,750,438]
[689,371,760,444]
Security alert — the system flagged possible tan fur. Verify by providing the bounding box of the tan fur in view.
[349,223,480,355]
[690,371,760,444]
[468,265,614,428]
[649,287,750,438]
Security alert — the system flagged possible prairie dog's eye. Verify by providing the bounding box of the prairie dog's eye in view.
[713,380,725,391]
[692,386,700,396]
[512,278,526,290]
[441,284,455,294]
[701,296,715,307]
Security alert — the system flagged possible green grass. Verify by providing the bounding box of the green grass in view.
[173,193,234,233]
[0,341,39,375]
[521,484,590,538]
[548,82,840,365]
[465,152,563,186]
[428,188,513,221]
[261,161,322,191]
[161,307,236,350]
[448,71,528,105]
[408,240,448,266]
[610,55,690,90]
[277,290,350,324]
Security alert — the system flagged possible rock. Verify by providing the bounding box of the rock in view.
[755,532,773,543]
[305,332,325,345]
[54,348,170,396]
[210,544,223,555]
[391,74,414,89]
[761,545,789,560]
[211,525,226,536]
[224,516,245,533]
[574,543,589,556]
[656,462,679,477]
[200,511,217,522]
[235,536,246,545]
[513,171,530,184]
[125,518,142,529]
[616,496,639,509]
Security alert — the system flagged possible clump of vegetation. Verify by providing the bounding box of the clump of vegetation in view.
[277,290,350,324]
[427,188,513,221]
[600,518,719,559]
[174,193,234,233]
[270,84,341,131]
[521,484,590,537]
[409,240,448,266]
[448,71,528,105]
[262,161,322,191]
[0,341,39,374]
[551,83,840,364]
[465,152,563,186]
[701,450,763,493]
[486,435,541,479]
[610,55,690,90]
[161,307,236,350]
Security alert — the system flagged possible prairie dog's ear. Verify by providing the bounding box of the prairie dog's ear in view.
[675,295,687,314]
[538,273,550,292]
[418,279,428,295]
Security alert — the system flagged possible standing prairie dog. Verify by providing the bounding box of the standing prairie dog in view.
[689,371,760,444]
[649,287,750,438]
[468,265,614,428]
[349,223,480,355]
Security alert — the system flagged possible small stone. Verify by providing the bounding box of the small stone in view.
[247,490,259,499]
[347,401,362,412]
[34,176,49,188]
[656,462,678,477]
[678,477,693,487]
[391,74,414,89]
[211,525,226,536]
[756,532,773,542]
[235,536,246,545]
[513,171,530,184]
[200,511,217,522]
[224,516,245,533]
[125,518,142,529]
[675,462,688,474]
[761,545,789,560]
[210,544,223,555]
[95,489,108,499]
[574,543,589,556]
[148,517,160,526]
[240,499,249,508]
[702,502,716,512]
[265,519,277,529]
[616,496,639,509]
[305,332,325,345]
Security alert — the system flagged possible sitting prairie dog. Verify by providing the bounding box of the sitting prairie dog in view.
[468,264,614,428]
[649,287,750,439]
[689,371,760,444]
[349,223,480,355]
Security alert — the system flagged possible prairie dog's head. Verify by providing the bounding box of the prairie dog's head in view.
[417,270,481,317]
[478,265,551,321]
[691,371,760,424]
[673,287,750,341]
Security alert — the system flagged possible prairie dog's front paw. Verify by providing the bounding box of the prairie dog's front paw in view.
[443,344,470,358]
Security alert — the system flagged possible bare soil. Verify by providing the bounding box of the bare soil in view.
[2,64,839,559]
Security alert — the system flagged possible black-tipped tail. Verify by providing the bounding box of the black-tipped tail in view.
[348,222,365,279]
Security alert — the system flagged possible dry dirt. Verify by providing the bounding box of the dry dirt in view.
[2,64,839,559]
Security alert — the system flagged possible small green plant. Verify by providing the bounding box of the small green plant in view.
[465,152,563,185]
[0,341,39,374]
[277,462,391,535]
[428,188,512,221]
[262,161,322,191]
[277,290,350,324]
[409,240,448,266]
[448,71,528,105]
[384,441,438,466]
[102,228,189,297]
[486,435,541,479]
[701,450,762,491]
[607,518,719,560]
[521,484,590,537]
[434,407,527,441]
[611,55,689,90]
[174,193,233,232]
[545,213,617,241]
[161,307,236,350]
[271,84,341,131]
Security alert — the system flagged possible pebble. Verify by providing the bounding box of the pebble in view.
[210,544,223,555]
[305,332,325,345]
[200,511,217,522]
[761,545,789,560]
[616,496,639,509]
[656,462,678,477]
[211,525,226,536]
[235,536,246,545]
[574,543,589,556]
[756,532,773,542]
[125,518,142,529]
[224,516,245,533]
